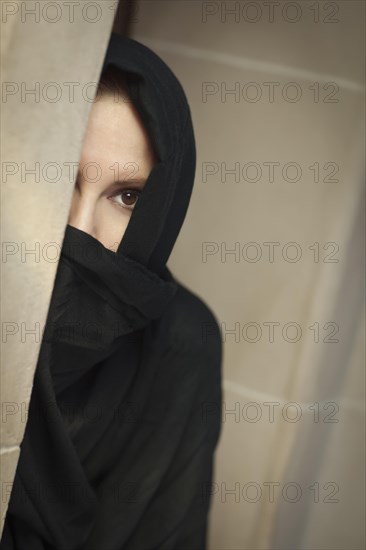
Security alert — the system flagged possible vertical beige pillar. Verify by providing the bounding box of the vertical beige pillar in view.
[1,0,117,534]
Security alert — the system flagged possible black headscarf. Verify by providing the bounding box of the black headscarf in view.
[1,34,222,550]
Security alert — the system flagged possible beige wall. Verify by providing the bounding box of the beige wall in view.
[131,2,365,548]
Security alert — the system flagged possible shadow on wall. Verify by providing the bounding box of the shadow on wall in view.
[112,0,137,36]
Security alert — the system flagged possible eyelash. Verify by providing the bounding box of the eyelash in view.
[107,189,143,211]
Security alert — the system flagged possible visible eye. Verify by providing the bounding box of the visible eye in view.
[108,189,142,211]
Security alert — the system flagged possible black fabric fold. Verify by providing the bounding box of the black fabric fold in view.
[44,224,178,352]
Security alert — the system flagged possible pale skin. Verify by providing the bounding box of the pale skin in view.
[67,92,156,251]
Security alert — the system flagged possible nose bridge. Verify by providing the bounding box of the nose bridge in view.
[67,186,97,238]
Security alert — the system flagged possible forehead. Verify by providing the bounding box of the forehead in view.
[79,95,156,178]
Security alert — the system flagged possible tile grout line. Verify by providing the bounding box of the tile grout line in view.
[223,378,365,414]
[134,36,365,93]
[0,445,19,455]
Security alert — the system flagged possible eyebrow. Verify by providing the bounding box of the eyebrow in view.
[110,178,147,188]
[75,171,147,188]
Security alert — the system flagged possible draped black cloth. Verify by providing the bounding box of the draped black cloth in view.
[1,34,222,550]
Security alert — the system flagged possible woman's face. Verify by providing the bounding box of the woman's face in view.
[67,92,156,251]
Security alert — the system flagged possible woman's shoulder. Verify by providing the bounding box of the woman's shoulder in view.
[157,278,222,357]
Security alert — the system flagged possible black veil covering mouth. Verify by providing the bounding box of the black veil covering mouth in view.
[1,34,222,550]
[44,223,179,395]
[45,224,178,350]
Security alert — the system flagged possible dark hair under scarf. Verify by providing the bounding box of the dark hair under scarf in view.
[0,34,222,550]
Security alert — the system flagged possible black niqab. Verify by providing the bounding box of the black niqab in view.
[1,34,222,550]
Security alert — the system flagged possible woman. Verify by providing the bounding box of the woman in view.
[1,33,222,550]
